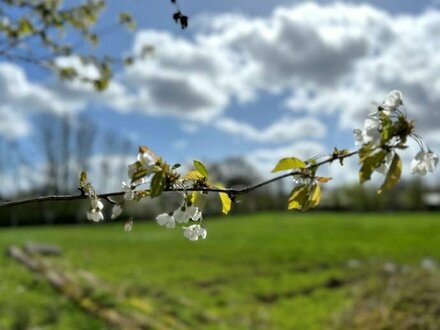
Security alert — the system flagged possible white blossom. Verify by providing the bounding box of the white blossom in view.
[183,224,207,241]
[353,117,381,147]
[124,220,133,232]
[411,150,439,176]
[173,205,203,223]
[137,151,156,175]
[363,118,381,145]
[380,90,403,115]
[156,213,176,228]
[127,163,137,180]
[87,197,104,222]
[293,176,313,185]
[138,151,156,165]
[87,211,104,222]
[127,151,156,183]
[90,198,103,210]
[111,204,123,219]
[353,129,363,146]
[122,181,135,200]
[186,205,202,221]
[173,207,188,223]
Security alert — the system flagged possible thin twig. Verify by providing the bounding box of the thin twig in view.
[0,150,359,208]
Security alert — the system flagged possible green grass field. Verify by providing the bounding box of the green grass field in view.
[1,212,440,329]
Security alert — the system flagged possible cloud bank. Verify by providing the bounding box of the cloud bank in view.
[0,2,439,187]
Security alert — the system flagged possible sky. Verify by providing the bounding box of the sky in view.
[1,0,440,193]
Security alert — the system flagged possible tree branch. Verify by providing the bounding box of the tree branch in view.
[0,150,358,208]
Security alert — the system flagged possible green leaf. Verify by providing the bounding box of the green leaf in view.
[18,18,34,35]
[308,184,321,209]
[359,150,386,184]
[193,160,208,178]
[119,12,136,30]
[288,185,309,211]
[150,172,165,198]
[93,78,109,91]
[191,191,200,205]
[380,115,394,143]
[219,192,231,215]
[79,171,87,186]
[272,157,306,173]
[378,153,402,194]
[315,176,332,183]
[359,144,374,162]
[288,183,322,211]
[182,170,204,181]
[131,169,148,184]
[58,67,77,80]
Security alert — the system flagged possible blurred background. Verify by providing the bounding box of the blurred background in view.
[1,0,440,329]
[0,0,439,225]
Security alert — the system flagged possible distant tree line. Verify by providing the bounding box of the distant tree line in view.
[0,141,438,226]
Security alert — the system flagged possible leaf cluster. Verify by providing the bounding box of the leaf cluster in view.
[272,156,330,211]
[0,0,189,90]
[357,112,412,193]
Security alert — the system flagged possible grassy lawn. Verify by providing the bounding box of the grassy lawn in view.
[1,212,440,329]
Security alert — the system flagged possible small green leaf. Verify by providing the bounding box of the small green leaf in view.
[93,78,109,91]
[150,172,165,198]
[272,157,306,173]
[193,160,208,178]
[133,190,150,201]
[119,12,136,30]
[18,18,34,35]
[288,185,309,210]
[378,153,402,194]
[124,56,134,66]
[140,44,155,58]
[359,150,386,184]
[315,176,332,183]
[219,192,231,214]
[58,67,77,80]
[79,171,88,186]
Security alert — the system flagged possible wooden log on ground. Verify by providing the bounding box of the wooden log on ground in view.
[6,245,181,330]
[24,241,63,256]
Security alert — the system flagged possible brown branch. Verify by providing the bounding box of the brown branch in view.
[0,150,359,208]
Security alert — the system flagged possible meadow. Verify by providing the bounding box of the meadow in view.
[1,212,440,329]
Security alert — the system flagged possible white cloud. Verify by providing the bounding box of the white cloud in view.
[214,116,326,143]
[0,62,89,138]
[1,2,440,168]
[0,107,31,139]
[102,2,439,150]
[0,63,87,115]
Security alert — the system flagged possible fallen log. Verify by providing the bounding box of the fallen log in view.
[24,242,63,256]
[6,245,182,330]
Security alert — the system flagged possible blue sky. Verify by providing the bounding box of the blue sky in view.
[1,0,440,193]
